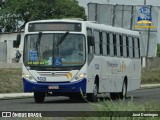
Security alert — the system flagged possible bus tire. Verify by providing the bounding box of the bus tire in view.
[110,81,127,100]
[34,92,45,103]
[110,93,118,100]
[87,82,98,102]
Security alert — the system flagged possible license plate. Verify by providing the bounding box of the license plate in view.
[48,86,59,90]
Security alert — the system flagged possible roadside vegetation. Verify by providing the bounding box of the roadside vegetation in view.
[0,67,160,93]
[141,57,160,84]
[0,68,23,93]
[142,69,160,84]
[157,44,160,57]
[69,98,160,120]
[0,0,86,32]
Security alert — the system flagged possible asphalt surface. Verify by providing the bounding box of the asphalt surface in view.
[0,87,160,111]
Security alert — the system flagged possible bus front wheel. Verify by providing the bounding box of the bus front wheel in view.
[87,83,98,102]
[34,92,45,103]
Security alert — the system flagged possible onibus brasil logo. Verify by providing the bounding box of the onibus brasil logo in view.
[135,6,156,29]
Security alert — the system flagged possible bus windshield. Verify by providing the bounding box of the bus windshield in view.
[23,33,86,69]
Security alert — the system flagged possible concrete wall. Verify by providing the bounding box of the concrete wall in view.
[0,42,7,62]
[0,32,24,63]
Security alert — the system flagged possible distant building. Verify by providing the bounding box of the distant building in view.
[0,32,24,63]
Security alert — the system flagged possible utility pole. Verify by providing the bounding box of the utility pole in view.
[144,0,146,5]
[144,0,151,68]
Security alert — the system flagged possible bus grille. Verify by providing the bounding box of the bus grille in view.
[37,71,70,77]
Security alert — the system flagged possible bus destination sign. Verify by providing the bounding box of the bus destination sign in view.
[28,22,81,32]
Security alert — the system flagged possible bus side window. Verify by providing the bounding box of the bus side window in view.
[137,38,140,58]
[129,37,133,58]
[126,36,129,57]
[116,34,121,57]
[93,30,100,55]
[123,36,127,58]
[134,38,140,58]
[120,35,123,56]
[100,32,103,55]
[132,37,135,58]
[107,33,110,55]
[102,32,107,56]
[113,34,117,56]
[109,33,114,57]
[87,28,93,54]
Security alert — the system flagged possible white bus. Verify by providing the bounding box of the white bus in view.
[15,19,141,103]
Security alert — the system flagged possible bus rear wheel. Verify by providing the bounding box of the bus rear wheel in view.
[87,83,98,102]
[110,93,118,100]
[110,81,127,100]
[34,92,45,103]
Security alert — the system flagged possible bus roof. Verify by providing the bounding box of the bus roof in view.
[26,19,140,37]
[84,21,140,37]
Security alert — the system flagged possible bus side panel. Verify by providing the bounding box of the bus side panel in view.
[86,56,102,93]
[102,57,124,93]
[86,55,141,93]
[129,59,141,91]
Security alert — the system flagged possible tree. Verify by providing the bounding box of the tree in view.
[0,0,86,32]
[157,44,160,57]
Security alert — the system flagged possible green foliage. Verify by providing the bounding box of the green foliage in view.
[0,0,86,32]
[157,44,160,57]
[70,99,160,120]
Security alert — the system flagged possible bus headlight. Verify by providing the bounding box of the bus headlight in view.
[75,73,86,80]
[23,73,33,80]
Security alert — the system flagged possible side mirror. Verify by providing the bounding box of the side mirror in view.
[13,34,21,48]
[87,36,95,46]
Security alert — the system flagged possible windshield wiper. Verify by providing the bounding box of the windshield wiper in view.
[56,31,69,47]
[36,32,42,59]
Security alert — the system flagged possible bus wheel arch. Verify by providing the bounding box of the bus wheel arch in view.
[95,75,99,93]
[124,76,128,89]
[110,76,128,100]
[120,76,128,99]
[87,75,99,102]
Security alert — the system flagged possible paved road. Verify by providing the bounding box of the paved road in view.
[0,88,160,111]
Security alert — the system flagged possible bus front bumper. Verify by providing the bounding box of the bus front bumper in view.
[23,78,86,93]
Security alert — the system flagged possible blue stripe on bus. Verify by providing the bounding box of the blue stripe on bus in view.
[23,78,86,93]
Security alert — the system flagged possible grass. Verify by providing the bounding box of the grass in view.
[0,68,23,93]
[141,69,160,84]
[69,98,160,120]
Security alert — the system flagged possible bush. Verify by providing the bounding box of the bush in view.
[157,44,160,57]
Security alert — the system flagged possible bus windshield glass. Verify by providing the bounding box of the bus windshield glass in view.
[23,33,85,68]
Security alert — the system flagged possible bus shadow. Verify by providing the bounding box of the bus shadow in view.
[44,96,134,104]
[27,96,141,104]
[44,97,88,104]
